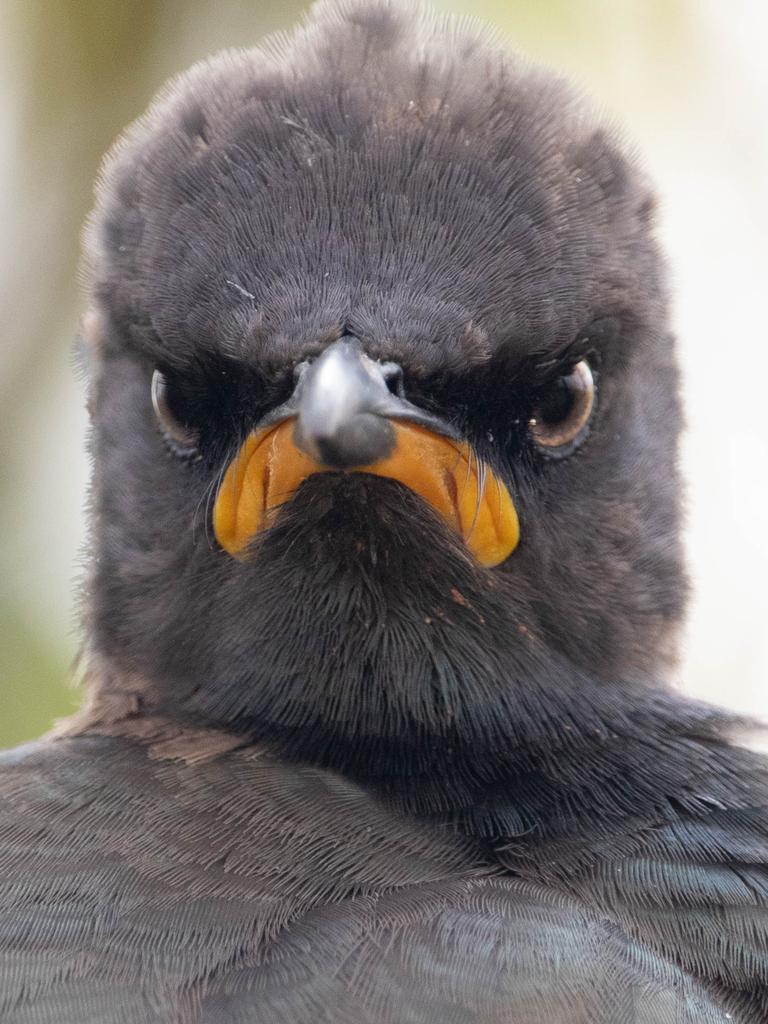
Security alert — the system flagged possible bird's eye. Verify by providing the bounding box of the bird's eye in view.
[151,370,200,456]
[529,358,595,457]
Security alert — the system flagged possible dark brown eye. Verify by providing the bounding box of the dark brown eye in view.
[151,370,200,456]
[529,359,595,456]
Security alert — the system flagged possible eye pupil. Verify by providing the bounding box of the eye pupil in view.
[151,370,200,456]
[529,358,595,456]
[535,376,575,426]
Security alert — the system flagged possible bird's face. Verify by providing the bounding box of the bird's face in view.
[83,3,685,773]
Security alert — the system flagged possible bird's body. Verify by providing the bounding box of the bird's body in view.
[4,705,767,1023]
[2,2,767,1021]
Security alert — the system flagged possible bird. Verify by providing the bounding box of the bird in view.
[1,0,766,1021]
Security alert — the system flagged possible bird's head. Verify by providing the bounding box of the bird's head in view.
[80,0,685,778]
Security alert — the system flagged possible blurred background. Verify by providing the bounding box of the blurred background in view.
[1,0,766,746]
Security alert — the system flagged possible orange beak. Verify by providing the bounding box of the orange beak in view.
[213,419,519,568]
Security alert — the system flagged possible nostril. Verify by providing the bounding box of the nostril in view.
[380,363,405,399]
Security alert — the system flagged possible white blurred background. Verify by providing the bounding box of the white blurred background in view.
[1,0,766,746]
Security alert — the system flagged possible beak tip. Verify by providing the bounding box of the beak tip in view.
[294,413,396,469]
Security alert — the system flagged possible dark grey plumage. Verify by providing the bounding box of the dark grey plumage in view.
[2,2,767,1022]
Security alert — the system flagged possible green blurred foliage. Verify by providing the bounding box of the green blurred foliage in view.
[0,601,79,746]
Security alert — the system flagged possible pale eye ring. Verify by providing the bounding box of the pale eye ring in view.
[151,370,200,456]
[529,358,595,457]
